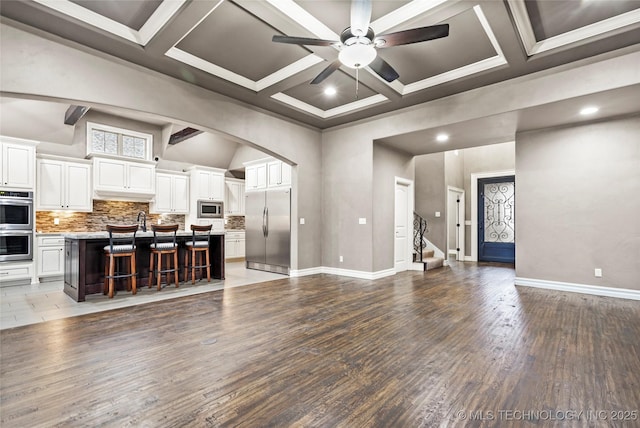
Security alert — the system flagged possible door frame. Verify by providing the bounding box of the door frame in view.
[447,186,465,261]
[470,169,515,262]
[394,177,414,272]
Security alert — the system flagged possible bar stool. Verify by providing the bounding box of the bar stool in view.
[184,224,212,284]
[148,224,180,291]
[103,224,139,299]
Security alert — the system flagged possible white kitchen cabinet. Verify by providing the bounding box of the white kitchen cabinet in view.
[150,172,189,214]
[267,160,291,188]
[93,156,155,198]
[37,157,92,211]
[245,163,267,191]
[225,179,245,215]
[0,138,36,190]
[37,235,65,278]
[225,231,245,259]
[190,167,225,201]
[0,262,34,284]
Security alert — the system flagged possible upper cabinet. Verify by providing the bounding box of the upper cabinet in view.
[225,179,245,215]
[150,172,189,214]
[93,156,155,199]
[189,166,225,201]
[36,156,92,211]
[0,137,36,190]
[244,158,291,192]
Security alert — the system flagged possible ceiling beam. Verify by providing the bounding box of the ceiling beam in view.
[169,127,203,145]
[64,105,89,125]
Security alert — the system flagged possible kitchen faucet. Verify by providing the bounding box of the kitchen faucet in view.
[137,211,147,232]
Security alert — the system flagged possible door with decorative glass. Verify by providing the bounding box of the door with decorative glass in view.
[478,176,515,263]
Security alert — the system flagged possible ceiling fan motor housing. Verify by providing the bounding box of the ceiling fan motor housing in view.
[339,27,377,68]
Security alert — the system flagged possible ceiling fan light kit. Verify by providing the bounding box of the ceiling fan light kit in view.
[339,43,377,69]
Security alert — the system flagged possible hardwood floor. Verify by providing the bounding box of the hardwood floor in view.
[1,262,639,427]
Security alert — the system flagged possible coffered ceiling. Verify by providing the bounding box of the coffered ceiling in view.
[1,0,639,130]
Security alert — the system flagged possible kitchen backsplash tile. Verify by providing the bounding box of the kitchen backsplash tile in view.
[36,201,185,233]
[225,215,245,230]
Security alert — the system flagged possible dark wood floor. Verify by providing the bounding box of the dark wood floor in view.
[1,262,639,427]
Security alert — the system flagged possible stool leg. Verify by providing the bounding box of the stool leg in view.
[108,254,115,298]
[131,251,137,295]
[173,250,179,287]
[191,249,196,285]
[148,251,155,289]
[126,256,132,292]
[157,252,163,291]
[104,254,109,295]
[184,249,188,282]
[205,248,211,282]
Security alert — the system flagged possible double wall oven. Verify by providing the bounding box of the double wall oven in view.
[0,191,34,262]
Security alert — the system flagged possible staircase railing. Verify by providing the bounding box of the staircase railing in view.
[413,211,428,262]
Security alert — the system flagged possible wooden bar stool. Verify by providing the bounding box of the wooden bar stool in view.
[148,224,180,291]
[103,224,138,299]
[184,224,212,284]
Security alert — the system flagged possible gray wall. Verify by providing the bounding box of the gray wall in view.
[1,23,322,270]
[373,143,414,272]
[516,116,640,290]
[415,153,446,253]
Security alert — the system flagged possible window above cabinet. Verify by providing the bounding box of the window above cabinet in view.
[86,122,152,161]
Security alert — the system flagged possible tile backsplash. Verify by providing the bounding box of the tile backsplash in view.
[226,215,245,230]
[36,201,185,233]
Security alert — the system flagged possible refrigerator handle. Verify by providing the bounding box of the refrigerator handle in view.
[265,207,269,237]
[262,206,267,237]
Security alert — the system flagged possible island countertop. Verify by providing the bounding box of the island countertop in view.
[63,233,225,302]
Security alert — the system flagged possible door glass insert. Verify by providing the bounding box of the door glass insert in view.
[483,181,515,243]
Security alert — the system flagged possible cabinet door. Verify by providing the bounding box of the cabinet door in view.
[37,160,65,210]
[211,173,225,200]
[38,246,64,276]
[237,239,246,257]
[267,161,282,187]
[172,175,189,213]
[245,166,257,190]
[226,181,241,214]
[94,158,126,191]
[66,163,92,211]
[194,170,212,200]
[153,173,173,212]
[280,163,292,186]
[225,238,237,258]
[2,143,34,189]
[127,162,155,194]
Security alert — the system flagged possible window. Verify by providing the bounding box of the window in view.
[86,122,152,161]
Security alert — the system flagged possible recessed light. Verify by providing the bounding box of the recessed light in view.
[436,133,449,142]
[580,106,599,116]
[324,87,337,96]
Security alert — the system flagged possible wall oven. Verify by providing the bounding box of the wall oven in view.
[0,191,34,230]
[0,230,33,262]
[0,191,34,261]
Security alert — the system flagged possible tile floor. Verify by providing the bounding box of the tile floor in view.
[0,262,285,330]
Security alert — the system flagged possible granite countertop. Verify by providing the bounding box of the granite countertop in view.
[63,230,225,239]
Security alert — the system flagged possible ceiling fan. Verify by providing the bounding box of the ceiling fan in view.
[272,0,449,85]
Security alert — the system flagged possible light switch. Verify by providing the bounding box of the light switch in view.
[435,212,441,217]
[359,218,367,225]
[300,218,305,225]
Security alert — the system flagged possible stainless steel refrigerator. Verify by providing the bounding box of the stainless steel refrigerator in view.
[245,189,290,275]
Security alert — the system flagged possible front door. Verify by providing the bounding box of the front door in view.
[478,176,515,263]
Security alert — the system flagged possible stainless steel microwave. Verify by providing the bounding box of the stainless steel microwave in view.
[197,200,224,218]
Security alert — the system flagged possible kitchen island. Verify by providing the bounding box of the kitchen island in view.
[64,231,225,302]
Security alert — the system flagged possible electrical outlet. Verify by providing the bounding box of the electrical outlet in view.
[594,268,602,277]
[300,218,305,225]
[358,218,366,225]
[339,256,343,263]
[53,217,60,225]
[435,211,441,217]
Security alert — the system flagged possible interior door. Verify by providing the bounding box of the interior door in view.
[395,182,410,272]
[478,176,515,263]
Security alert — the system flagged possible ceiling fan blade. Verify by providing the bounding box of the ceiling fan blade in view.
[368,56,400,82]
[350,0,372,37]
[311,60,342,84]
[272,35,337,46]
[375,24,449,47]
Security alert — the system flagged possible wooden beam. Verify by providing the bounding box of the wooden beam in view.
[168,127,203,145]
[64,105,89,125]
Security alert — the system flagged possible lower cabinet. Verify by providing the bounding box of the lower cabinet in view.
[37,235,65,279]
[225,231,245,259]
[0,262,34,284]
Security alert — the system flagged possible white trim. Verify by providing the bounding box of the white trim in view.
[515,277,640,301]
[447,186,465,262]
[470,168,515,262]
[265,0,339,41]
[290,266,396,280]
[394,177,415,273]
[289,267,324,277]
[508,0,640,56]
[32,0,186,46]
[270,93,388,119]
[370,0,449,35]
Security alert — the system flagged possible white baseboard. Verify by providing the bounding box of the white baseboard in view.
[515,277,640,301]
[290,266,396,280]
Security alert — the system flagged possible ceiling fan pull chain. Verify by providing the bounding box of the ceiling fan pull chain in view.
[356,67,359,99]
